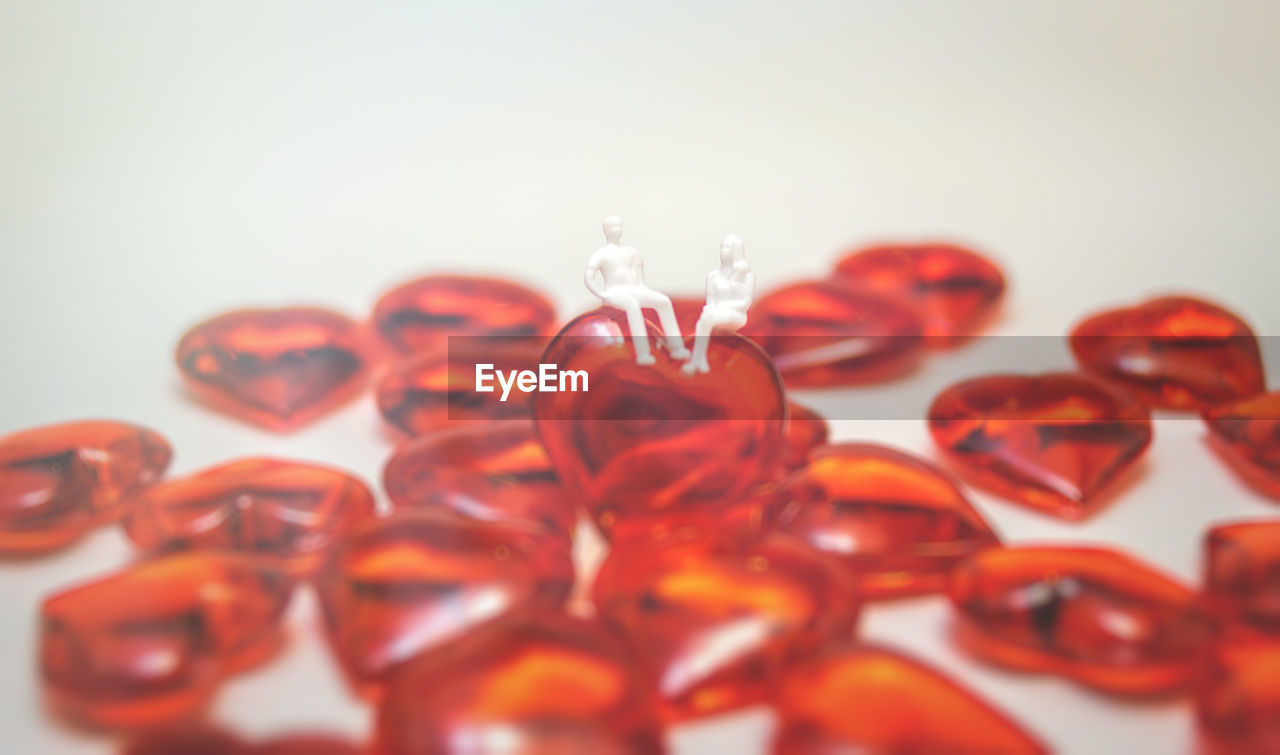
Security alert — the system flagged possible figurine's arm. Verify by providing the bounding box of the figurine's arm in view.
[584,252,606,299]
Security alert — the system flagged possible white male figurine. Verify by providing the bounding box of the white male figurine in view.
[683,234,755,374]
[584,216,691,365]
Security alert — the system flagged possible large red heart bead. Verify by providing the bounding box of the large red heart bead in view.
[948,545,1212,695]
[772,642,1047,754]
[1196,641,1280,755]
[175,307,372,431]
[122,457,378,576]
[1203,390,1280,499]
[772,443,1000,598]
[592,529,857,721]
[0,420,171,554]
[1069,295,1265,410]
[928,372,1153,520]
[832,242,1006,346]
[534,309,787,540]
[1203,520,1280,635]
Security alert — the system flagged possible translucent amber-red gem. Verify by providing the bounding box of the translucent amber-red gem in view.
[375,339,545,436]
[372,274,556,356]
[0,420,171,554]
[175,307,371,431]
[383,421,575,540]
[593,530,857,720]
[1204,391,1280,500]
[1203,520,1280,635]
[784,401,828,471]
[772,642,1047,754]
[832,242,1006,346]
[374,614,665,754]
[40,552,294,727]
[122,458,377,577]
[1069,295,1265,411]
[316,509,573,692]
[948,546,1212,695]
[1196,641,1280,755]
[773,443,1000,598]
[123,726,360,755]
[742,280,924,387]
[534,309,786,540]
[928,372,1152,520]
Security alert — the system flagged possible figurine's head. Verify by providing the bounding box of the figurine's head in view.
[719,234,744,267]
[602,216,624,244]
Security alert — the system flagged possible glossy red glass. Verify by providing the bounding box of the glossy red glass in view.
[1204,390,1280,500]
[1196,640,1280,755]
[1203,520,1280,635]
[783,401,828,471]
[122,726,360,755]
[372,274,556,355]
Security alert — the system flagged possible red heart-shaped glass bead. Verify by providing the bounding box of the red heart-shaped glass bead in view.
[374,614,665,754]
[742,281,924,387]
[383,420,576,541]
[1069,295,1265,410]
[316,509,573,694]
[773,443,1000,598]
[372,274,556,356]
[0,420,171,554]
[783,401,829,471]
[772,642,1047,754]
[375,339,545,436]
[123,458,377,576]
[1195,641,1280,755]
[1203,390,1280,500]
[40,552,294,728]
[928,372,1153,519]
[176,307,372,431]
[948,545,1212,695]
[534,309,787,541]
[1203,520,1280,635]
[831,242,1006,347]
[593,529,857,721]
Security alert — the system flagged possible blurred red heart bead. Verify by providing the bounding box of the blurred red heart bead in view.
[742,280,924,387]
[534,308,787,541]
[1069,295,1265,410]
[1196,641,1280,755]
[316,509,573,693]
[41,552,294,728]
[831,242,1006,346]
[383,420,576,541]
[175,307,371,431]
[372,274,556,356]
[1203,520,1280,635]
[593,529,858,721]
[928,372,1152,520]
[948,545,1212,695]
[374,614,666,754]
[783,401,829,471]
[0,420,171,554]
[772,642,1047,754]
[1203,390,1280,499]
[773,443,1000,598]
[123,457,377,577]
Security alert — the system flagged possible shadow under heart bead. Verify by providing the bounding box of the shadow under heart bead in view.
[122,457,378,577]
[40,552,294,728]
[0,420,171,554]
[175,307,373,431]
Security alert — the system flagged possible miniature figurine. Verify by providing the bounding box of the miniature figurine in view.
[584,217,690,365]
[683,234,755,374]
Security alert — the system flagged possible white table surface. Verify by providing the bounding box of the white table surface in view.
[2,2,1279,753]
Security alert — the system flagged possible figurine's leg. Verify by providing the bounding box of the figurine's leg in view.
[612,297,655,365]
[682,310,715,374]
[638,290,690,359]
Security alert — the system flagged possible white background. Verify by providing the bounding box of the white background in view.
[2,2,1279,753]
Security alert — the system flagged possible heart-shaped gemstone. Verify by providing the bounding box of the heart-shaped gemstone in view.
[376,614,664,754]
[742,281,924,387]
[176,307,371,431]
[949,545,1212,695]
[1069,295,1265,410]
[773,642,1047,754]
[372,274,556,356]
[534,308,787,540]
[0,420,171,553]
[123,457,378,576]
[40,552,294,728]
[832,242,1006,346]
[773,443,1000,598]
[1203,390,1280,499]
[383,421,576,541]
[928,372,1153,519]
[1203,521,1280,635]
[1196,641,1280,755]
[315,509,573,694]
[592,529,857,720]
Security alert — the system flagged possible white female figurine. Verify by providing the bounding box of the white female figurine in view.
[584,216,690,365]
[683,234,755,374]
